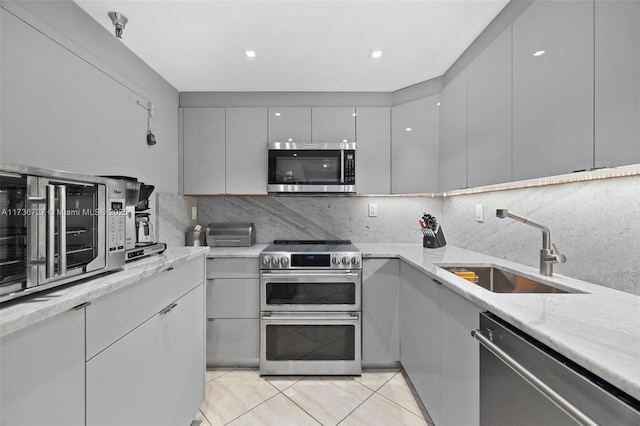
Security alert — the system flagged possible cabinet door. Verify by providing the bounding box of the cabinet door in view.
[162,284,205,426]
[399,262,440,422]
[595,0,640,168]
[206,318,260,367]
[356,107,391,194]
[268,107,311,142]
[362,258,400,365]
[468,27,512,187]
[226,107,268,194]
[392,95,440,193]
[513,0,594,179]
[439,71,467,192]
[87,285,205,426]
[439,286,481,426]
[1,308,84,426]
[312,107,356,142]
[206,278,259,318]
[183,107,226,194]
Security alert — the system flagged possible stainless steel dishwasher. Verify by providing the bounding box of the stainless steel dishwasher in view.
[472,312,640,426]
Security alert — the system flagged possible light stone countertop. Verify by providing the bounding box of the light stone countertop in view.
[0,246,209,338]
[207,244,269,258]
[355,242,640,402]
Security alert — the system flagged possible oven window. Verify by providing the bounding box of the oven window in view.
[268,150,342,185]
[265,325,355,361]
[0,175,27,288]
[265,282,356,305]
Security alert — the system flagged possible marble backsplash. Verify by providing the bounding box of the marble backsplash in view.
[442,175,640,295]
[195,195,443,244]
[156,193,197,247]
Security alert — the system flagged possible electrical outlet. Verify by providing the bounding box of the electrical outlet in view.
[191,206,197,221]
[475,204,484,223]
[368,203,378,217]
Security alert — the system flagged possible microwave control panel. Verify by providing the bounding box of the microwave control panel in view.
[344,150,355,184]
[108,199,126,252]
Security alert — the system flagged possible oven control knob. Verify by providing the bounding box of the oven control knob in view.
[273,257,280,265]
[351,256,360,265]
[342,256,350,265]
[332,256,341,265]
[281,257,289,265]
[262,256,271,265]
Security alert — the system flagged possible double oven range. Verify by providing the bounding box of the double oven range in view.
[259,240,362,376]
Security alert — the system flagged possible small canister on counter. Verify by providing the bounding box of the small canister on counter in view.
[186,225,207,246]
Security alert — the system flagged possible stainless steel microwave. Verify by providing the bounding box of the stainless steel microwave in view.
[267,142,356,194]
[0,163,126,303]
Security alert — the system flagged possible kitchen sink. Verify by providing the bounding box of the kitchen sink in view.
[440,265,581,294]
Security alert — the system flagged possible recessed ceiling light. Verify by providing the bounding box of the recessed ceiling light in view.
[436,102,441,106]
[245,50,256,58]
[406,127,412,132]
[274,112,281,116]
[533,50,546,57]
[369,50,383,59]
[352,113,357,117]
[288,138,293,142]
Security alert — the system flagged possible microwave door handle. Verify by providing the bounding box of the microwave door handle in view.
[46,185,55,278]
[57,185,67,276]
[340,150,345,184]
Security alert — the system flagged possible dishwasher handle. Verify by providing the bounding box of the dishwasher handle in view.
[471,329,599,426]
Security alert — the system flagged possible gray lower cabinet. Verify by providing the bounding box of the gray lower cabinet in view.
[356,107,391,194]
[594,0,640,168]
[512,0,594,179]
[0,307,85,426]
[400,262,441,423]
[86,284,205,426]
[392,95,440,193]
[439,285,481,426]
[206,257,260,367]
[362,258,400,366]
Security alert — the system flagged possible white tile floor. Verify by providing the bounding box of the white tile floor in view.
[199,368,434,426]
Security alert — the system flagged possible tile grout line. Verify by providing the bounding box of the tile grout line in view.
[373,391,434,426]
[355,369,402,393]
[279,386,325,426]
[223,392,282,426]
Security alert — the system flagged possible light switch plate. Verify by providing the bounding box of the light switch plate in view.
[475,204,484,223]
[368,203,378,217]
[191,206,197,220]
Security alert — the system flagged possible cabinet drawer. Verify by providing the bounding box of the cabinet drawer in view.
[86,256,204,360]
[206,257,259,279]
[206,318,259,367]
[206,278,259,319]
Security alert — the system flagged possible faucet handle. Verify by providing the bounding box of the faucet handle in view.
[552,243,567,263]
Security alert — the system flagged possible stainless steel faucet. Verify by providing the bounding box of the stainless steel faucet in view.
[496,209,566,276]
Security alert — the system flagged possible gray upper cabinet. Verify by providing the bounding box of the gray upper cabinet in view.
[392,95,440,193]
[467,27,512,187]
[312,107,356,142]
[595,0,640,168]
[182,108,226,195]
[356,107,391,194]
[512,0,594,180]
[439,71,468,192]
[226,108,268,194]
[268,107,311,143]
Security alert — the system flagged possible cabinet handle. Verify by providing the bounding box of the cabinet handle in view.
[72,301,91,310]
[432,278,443,286]
[165,266,175,272]
[159,302,177,315]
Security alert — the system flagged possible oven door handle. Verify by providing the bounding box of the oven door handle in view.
[262,312,360,322]
[260,272,361,279]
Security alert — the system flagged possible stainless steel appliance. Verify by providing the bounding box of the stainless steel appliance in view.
[207,222,255,247]
[259,240,362,375]
[267,142,356,194]
[473,312,640,426]
[0,163,126,303]
[105,176,166,262]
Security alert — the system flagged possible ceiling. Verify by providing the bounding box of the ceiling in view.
[74,1,509,92]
